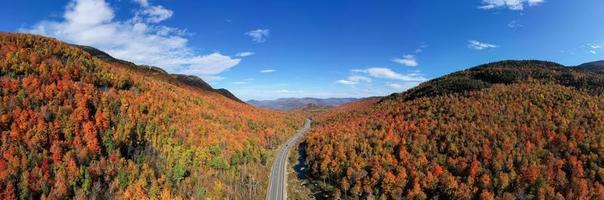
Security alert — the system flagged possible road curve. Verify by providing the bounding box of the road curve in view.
[267,119,311,200]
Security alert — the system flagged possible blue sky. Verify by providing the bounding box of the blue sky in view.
[1,0,603,100]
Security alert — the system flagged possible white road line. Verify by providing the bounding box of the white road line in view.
[267,119,311,200]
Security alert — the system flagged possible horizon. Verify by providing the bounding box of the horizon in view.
[2,0,603,100]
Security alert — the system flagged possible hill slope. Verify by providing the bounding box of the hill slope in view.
[247,97,358,111]
[0,33,302,199]
[575,60,604,73]
[73,44,244,102]
[304,60,604,199]
[387,60,604,102]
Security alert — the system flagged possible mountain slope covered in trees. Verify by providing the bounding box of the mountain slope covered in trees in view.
[73,44,244,103]
[305,60,604,199]
[575,60,604,73]
[0,33,303,199]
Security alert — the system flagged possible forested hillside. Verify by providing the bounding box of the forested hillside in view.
[388,60,604,102]
[305,60,604,199]
[0,33,302,199]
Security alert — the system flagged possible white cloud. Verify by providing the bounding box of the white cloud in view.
[275,89,303,94]
[386,82,420,90]
[468,40,497,50]
[22,0,240,81]
[246,29,270,43]
[479,0,544,10]
[132,0,149,6]
[394,45,426,67]
[337,67,426,95]
[260,69,276,73]
[590,45,600,54]
[138,6,173,23]
[63,0,114,26]
[236,51,255,57]
[336,75,372,85]
[508,20,523,29]
[528,0,545,6]
[584,43,602,55]
[355,67,427,82]
[387,83,403,89]
[131,0,173,23]
[393,54,418,67]
[415,44,428,53]
[177,53,240,76]
[349,75,372,83]
[231,77,257,85]
[336,80,356,85]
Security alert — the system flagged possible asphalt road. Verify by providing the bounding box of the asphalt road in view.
[266,119,311,200]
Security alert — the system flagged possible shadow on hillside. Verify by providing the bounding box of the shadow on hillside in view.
[292,142,332,200]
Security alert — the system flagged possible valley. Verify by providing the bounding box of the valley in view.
[1,1,604,199]
[247,98,359,111]
[3,33,604,200]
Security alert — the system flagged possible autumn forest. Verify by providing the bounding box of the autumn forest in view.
[2,32,604,200]
[0,33,303,199]
[305,61,604,199]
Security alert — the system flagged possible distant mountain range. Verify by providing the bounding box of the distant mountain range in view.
[247,97,359,110]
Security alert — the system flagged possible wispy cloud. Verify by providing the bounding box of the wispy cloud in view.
[386,82,420,90]
[415,44,429,53]
[479,0,544,10]
[132,0,173,23]
[393,44,426,67]
[236,51,255,57]
[585,43,602,55]
[468,40,497,50]
[337,67,426,93]
[336,75,372,85]
[22,0,240,81]
[393,54,418,67]
[508,20,523,29]
[336,80,356,85]
[230,77,256,85]
[246,29,270,43]
[387,83,403,89]
[260,69,276,73]
[337,67,426,94]
[354,67,427,82]
[562,43,603,56]
[275,89,302,94]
